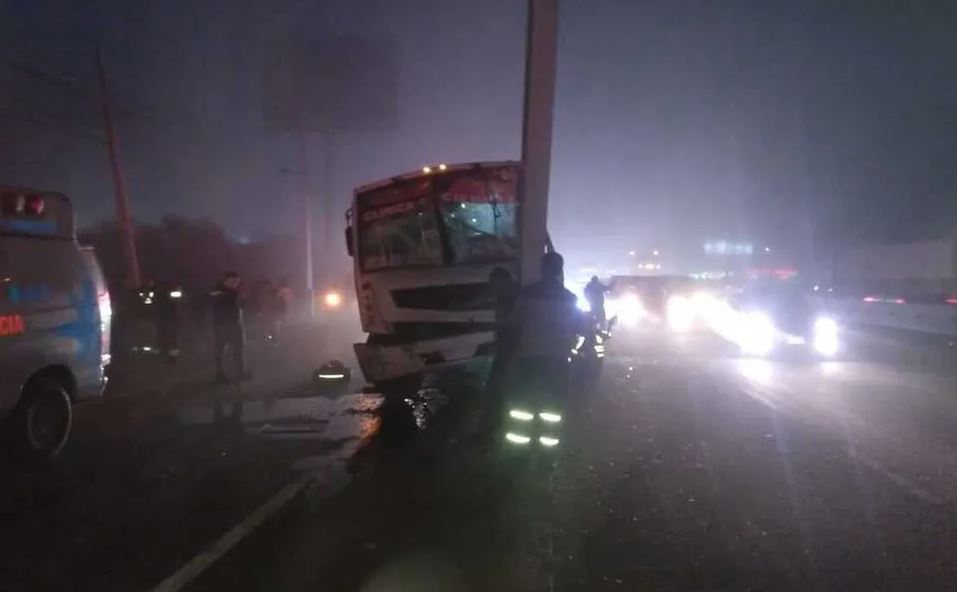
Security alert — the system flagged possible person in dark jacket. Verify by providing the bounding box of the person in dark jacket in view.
[210,271,249,382]
[584,275,613,327]
[501,252,581,448]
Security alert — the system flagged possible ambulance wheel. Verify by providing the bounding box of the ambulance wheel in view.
[10,378,72,462]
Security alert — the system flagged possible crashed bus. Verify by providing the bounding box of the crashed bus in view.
[345,162,520,391]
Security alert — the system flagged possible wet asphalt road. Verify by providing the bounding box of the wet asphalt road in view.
[186,332,956,592]
[0,323,370,592]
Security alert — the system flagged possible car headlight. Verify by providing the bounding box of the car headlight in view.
[812,316,839,356]
[666,295,694,332]
[576,295,591,312]
[608,294,643,325]
[738,311,776,356]
[691,291,727,323]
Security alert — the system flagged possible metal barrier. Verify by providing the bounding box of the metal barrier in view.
[820,297,956,336]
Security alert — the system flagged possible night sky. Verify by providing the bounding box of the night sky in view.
[0,0,953,271]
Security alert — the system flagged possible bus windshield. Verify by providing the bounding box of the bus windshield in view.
[439,199,518,265]
[358,195,443,271]
[356,164,519,272]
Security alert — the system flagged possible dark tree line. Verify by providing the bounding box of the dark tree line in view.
[78,216,304,297]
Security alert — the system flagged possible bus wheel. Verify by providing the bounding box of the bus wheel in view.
[11,379,72,462]
[377,395,418,445]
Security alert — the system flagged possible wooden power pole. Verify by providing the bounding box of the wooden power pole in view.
[97,45,141,288]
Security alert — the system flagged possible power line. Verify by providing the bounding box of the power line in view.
[0,56,194,133]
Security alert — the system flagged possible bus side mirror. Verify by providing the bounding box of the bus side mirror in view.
[345,226,354,257]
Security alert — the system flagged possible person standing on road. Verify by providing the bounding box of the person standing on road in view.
[210,271,250,382]
[584,275,613,327]
[502,252,581,448]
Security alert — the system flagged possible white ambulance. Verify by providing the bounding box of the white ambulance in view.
[0,188,111,461]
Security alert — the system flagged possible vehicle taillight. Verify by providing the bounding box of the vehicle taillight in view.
[26,195,45,215]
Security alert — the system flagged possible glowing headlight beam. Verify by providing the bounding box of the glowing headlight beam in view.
[317,373,346,380]
[576,296,591,312]
[608,293,643,326]
[539,436,560,447]
[539,412,562,423]
[738,311,776,356]
[812,316,840,356]
[666,295,694,332]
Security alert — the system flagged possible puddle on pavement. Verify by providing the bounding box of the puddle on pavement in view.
[177,382,454,445]
[178,392,384,442]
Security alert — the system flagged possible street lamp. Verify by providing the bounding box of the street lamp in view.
[764,246,771,253]
[652,249,660,256]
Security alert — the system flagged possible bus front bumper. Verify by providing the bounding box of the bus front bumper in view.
[353,331,494,384]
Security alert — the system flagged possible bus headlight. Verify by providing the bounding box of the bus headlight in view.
[812,316,839,357]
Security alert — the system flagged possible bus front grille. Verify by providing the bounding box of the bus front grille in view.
[391,283,493,311]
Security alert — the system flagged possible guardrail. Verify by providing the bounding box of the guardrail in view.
[819,297,956,336]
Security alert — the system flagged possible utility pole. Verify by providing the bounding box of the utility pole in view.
[97,45,140,288]
[518,0,560,286]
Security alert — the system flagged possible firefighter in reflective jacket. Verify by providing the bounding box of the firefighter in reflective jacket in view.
[502,252,580,448]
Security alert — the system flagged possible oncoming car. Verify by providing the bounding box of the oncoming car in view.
[605,275,725,333]
[723,279,840,358]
